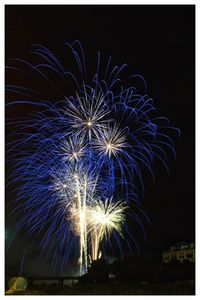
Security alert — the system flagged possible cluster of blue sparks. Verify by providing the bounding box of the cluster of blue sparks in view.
[6,41,179,275]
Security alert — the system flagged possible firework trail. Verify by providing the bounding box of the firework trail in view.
[6,41,179,275]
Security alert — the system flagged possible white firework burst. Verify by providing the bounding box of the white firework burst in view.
[61,136,86,162]
[66,88,112,140]
[87,198,127,240]
[93,123,127,157]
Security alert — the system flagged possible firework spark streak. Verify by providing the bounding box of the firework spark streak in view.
[6,41,179,275]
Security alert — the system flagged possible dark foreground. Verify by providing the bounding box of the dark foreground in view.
[6,280,195,295]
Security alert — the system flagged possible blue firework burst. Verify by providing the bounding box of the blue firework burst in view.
[6,40,179,275]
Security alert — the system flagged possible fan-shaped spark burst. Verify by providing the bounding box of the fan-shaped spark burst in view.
[87,198,127,260]
[67,198,127,261]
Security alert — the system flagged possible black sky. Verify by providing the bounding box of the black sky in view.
[5,5,195,275]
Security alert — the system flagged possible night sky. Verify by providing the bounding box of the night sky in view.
[5,5,195,276]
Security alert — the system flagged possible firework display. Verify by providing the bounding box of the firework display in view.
[6,41,179,275]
